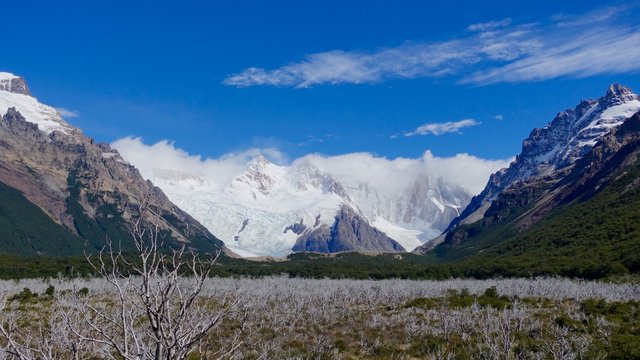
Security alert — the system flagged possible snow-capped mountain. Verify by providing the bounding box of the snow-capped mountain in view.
[138,152,473,257]
[0,72,76,135]
[0,72,224,256]
[444,84,640,234]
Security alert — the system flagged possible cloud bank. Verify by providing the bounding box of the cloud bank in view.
[223,4,640,88]
[111,137,287,191]
[112,137,512,197]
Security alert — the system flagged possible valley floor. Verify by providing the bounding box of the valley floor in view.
[1,277,639,359]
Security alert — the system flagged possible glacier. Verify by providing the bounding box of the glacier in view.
[122,150,495,257]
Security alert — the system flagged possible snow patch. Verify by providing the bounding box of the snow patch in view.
[0,72,19,83]
[0,90,72,134]
[599,100,640,121]
[371,217,423,251]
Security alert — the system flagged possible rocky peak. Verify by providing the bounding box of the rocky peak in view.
[603,84,635,103]
[233,155,285,196]
[522,84,639,168]
[445,84,640,233]
[248,154,271,167]
[292,204,405,253]
[0,73,31,96]
[292,160,349,198]
[243,155,283,177]
[0,72,77,136]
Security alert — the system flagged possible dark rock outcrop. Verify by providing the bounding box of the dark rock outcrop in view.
[293,205,405,253]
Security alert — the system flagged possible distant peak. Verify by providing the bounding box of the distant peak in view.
[604,84,634,99]
[246,154,276,169]
[241,154,283,179]
[0,72,31,96]
[253,154,269,163]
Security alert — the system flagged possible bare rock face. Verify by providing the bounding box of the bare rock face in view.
[292,205,406,253]
[0,75,224,255]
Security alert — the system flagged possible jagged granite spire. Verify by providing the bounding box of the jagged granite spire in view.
[604,83,635,101]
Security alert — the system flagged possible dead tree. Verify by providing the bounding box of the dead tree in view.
[68,199,241,359]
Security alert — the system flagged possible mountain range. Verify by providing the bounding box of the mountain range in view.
[131,150,475,257]
[1,71,639,271]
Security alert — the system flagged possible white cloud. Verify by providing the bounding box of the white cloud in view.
[494,114,504,120]
[552,6,624,27]
[293,151,511,195]
[224,5,640,87]
[294,134,337,147]
[461,29,640,85]
[405,119,480,136]
[112,137,512,197]
[111,137,286,190]
[468,18,512,32]
[421,151,513,194]
[56,107,79,118]
[223,34,533,88]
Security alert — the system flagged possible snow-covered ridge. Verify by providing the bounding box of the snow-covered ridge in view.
[141,153,474,257]
[446,84,640,235]
[113,136,510,257]
[512,84,640,183]
[0,72,73,134]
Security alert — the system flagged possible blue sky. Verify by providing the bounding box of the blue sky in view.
[2,0,640,162]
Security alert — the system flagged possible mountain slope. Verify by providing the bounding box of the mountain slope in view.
[426,102,640,276]
[0,181,84,256]
[0,72,225,256]
[414,84,640,255]
[443,85,640,234]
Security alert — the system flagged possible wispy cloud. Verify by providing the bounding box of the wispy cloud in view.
[56,107,80,118]
[467,18,512,32]
[294,134,338,147]
[552,5,625,27]
[224,4,640,88]
[404,119,480,136]
[461,29,640,85]
[494,114,504,121]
